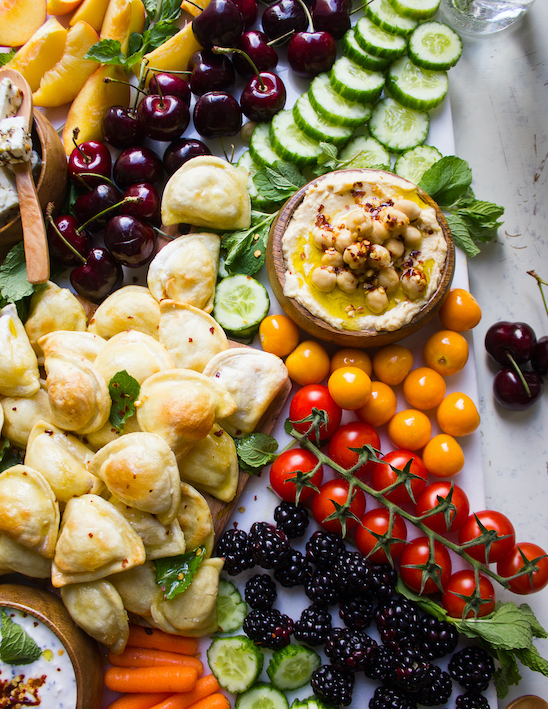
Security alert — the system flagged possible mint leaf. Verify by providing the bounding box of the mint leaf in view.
[0,440,23,474]
[143,0,158,21]
[0,243,38,303]
[419,156,473,207]
[155,546,206,600]
[456,602,533,650]
[159,0,183,21]
[519,604,548,639]
[108,371,140,432]
[0,611,41,665]
[234,432,278,473]
[515,645,548,677]
[223,211,277,277]
[457,199,504,243]
[85,39,127,67]
[253,161,306,202]
[0,50,15,67]
[395,578,448,621]
[444,212,481,258]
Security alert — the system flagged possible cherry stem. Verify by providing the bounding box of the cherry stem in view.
[46,205,86,265]
[505,351,531,398]
[214,46,266,90]
[71,129,91,164]
[268,29,295,46]
[153,226,176,240]
[294,0,314,31]
[527,270,548,319]
[104,76,147,98]
[77,196,142,233]
[74,173,119,191]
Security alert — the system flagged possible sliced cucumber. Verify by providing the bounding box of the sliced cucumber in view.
[342,27,391,70]
[386,55,449,111]
[217,579,247,633]
[364,0,419,36]
[387,0,441,19]
[339,134,391,170]
[207,636,264,694]
[369,97,430,153]
[329,56,385,104]
[309,74,372,128]
[237,151,280,212]
[250,122,285,168]
[270,110,322,167]
[408,21,463,70]
[267,645,321,691]
[291,697,336,709]
[293,93,354,147]
[394,143,442,183]
[354,16,407,60]
[236,683,289,709]
[213,275,270,339]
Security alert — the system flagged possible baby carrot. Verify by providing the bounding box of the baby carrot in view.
[148,675,221,709]
[183,694,230,709]
[105,694,173,709]
[105,666,198,694]
[108,648,203,674]
[127,626,198,656]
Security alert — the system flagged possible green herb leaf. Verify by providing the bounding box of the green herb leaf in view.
[85,39,128,67]
[159,0,183,21]
[419,156,473,207]
[253,161,306,202]
[444,212,481,258]
[108,371,141,432]
[457,199,504,243]
[143,0,158,21]
[234,432,278,473]
[0,611,41,665]
[519,604,548,639]
[0,243,38,303]
[222,211,277,277]
[0,439,23,474]
[0,50,16,67]
[514,645,548,677]
[127,31,144,59]
[494,648,522,698]
[456,602,533,650]
[155,546,206,600]
[316,141,339,165]
[395,578,452,621]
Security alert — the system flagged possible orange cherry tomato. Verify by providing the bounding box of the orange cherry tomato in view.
[422,433,465,477]
[328,366,372,410]
[439,288,482,332]
[259,314,299,357]
[373,345,414,385]
[437,392,480,437]
[356,381,397,427]
[423,330,469,376]
[387,409,432,451]
[285,340,330,385]
[403,367,446,410]
[330,348,373,376]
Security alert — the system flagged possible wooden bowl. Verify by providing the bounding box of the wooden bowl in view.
[0,583,103,709]
[266,169,455,348]
[0,110,67,261]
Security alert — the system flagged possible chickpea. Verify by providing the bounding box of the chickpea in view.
[378,267,400,292]
[369,220,389,244]
[416,207,438,231]
[341,209,373,240]
[366,287,389,314]
[403,225,423,249]
[312,227,334,250]
[321,247,344,268]
[336,268,359,293]
[394,198,421,222]
[311,266,337,292]
[343,242,369,269]
[333,227,354,253]
[384,236,405,260]
[368,244,392,270]
[401,267,427,300]
[378,206,409,233]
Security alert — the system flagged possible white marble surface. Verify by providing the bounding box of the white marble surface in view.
[448,4,548,704]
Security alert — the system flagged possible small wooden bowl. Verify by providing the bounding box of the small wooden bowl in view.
[266,169,455,348]
[0,111,67,261]
[0,583,103,709]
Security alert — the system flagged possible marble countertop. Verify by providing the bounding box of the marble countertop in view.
[448,3,548,704]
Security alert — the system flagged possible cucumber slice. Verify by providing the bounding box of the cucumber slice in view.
[309,74,372,127]
[270,110,322,167]
[369,97,430,153]
[339,134,391,170]
[267,645,321,691]
[293,93,354,147]
[213,275,270,339]
[237,151,280,212]
[235,683,289,709]
[250,122,284,168]
[387,0,441,19]
[364,0,419,36]
[217,579,247,633]
[207,636,264,694]
[386,55,449,111]
[394,143,442,183]
[343,27,391,70]
[354,16,407,60]
[408,21,463,70]
[291,698,336,709]
[329,57,385,103]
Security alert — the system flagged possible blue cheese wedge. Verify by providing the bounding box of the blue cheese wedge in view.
[0,78,23,120]
[0,116,32,166]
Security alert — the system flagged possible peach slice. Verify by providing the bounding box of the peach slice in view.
[33,21,100,108]
[181,0,212,18]
[62,64,130,154]
[4,18,67,92]
[47,0,84,15]
[0,0,47,47]
[100,0,145,55]
[132,21,201,83]
[70,0,111,31]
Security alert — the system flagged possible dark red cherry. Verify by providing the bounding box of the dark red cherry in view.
[113,146,163,189]
[232,0,258,28]
[287,30,337,78]
[192,0,244,49]
[119,183,161,224]
[311,0,351,39]
[493,367,544,410]
[104,215,156,268]
[148,72,191,105]
[233,31,278,78]
[137,94,190,141]
[531,336,548,376]
[262,0,307,41]
[68,140,112,188]
[240,71,286,122]
[47,215,92,267]
[70,247,123,303]
[163,138,212,175]
[102,106,144,149]
[485,321,537,366]
[193,91,242,138]
[74,183,122,232]
[188,49,236,96]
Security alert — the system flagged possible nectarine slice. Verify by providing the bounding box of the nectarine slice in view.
[0,0,47,47]
[70,0,111,31]
[47,0,84,15]
[181,0,212,18]
[100,0,132,55]
[132,22,201,82]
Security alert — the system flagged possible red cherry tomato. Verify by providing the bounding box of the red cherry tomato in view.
[327,421,381,480]
[458,510,516,564]
[311,479,366,535]
[370,450,427,505]
[399,536,452,595]
[355,507,408,564]
[289,385,343,442]
[496,542,548,595]
[442,570,496,619]
[415,482,470,535]
[269,449,324,504]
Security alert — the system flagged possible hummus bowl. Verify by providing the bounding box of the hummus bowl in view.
[266,168,454,348]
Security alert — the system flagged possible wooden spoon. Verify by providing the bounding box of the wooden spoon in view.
[0,69,49,284]
[505,697,548,709]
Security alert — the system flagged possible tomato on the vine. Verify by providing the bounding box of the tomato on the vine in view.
[399,536,452,595]
[442,570,496,619]
[415,482,470,534]
[311,479,366,535]
[496,542,548,595]
[458,510,516,564]
[269,449,324,503]
[288,384,342,442]
[327,421,381,480]
[355,507,408,564]
[370,450,427,505]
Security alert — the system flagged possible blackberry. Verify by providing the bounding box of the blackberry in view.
[305,568,339,606]
[215,528,254,576]
[414,665,453,706]
[335,550,373,599]
[417,615,459,659]
[306,530,346,570]
[244,574,277,610]
[455,692,490,709]
[325,627,377,673]
[243,608,293,650]
[363,644,394,682]
[448,646,495,692]
[274,548,312,587]
[375,596,421,651]
[339,596,375,630]
[369,562,398,600]
[274,501,309,538]
[294,604,332,646]
[249,521,291,570]
[311,665,354,707]
[389,646,431,693]
[369,686,417,709]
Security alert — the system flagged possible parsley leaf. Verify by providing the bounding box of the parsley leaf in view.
[108,371,141,432]
[234,432,278,473]
[0,243,40,304]
[253,162,306,203]
[0,611,41,665]
[155,546,206,600]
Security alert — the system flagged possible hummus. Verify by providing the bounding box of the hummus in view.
[282,170,447,332]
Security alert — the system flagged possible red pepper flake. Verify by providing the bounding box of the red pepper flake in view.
[213,429,224,437]
[188,337,193,342]
[209,327,215,334]
[89,533,93,537]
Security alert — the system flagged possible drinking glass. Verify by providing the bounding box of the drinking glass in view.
[439,0,536,35]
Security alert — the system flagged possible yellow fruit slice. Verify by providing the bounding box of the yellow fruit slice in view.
[47,0,84,15]
[70,0,111,32]
[132,22,201,83]
[0,0,47,47]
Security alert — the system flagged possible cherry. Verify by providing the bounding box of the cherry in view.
[113,146,163,189]
[232,0,258,28]
[531,336,548,376]
[192,0,244,49]
[47,215,92,267]
[262,0,308,40]
[240,71,286,122]
[68,139,112,188]
[189,49,235,96]
[311,0,350,39]
[102,106,144,149]
[74,183,122,232]
[120,183,161,224]
[148,72,191,106]
[137,94,190,141]
[104,215,156,268]
[233,31,278,79]
[493,367,544,410]
[163,138,212,175]
[70,247,123,303]
[287,29,336,78]
[485,321,537,367]
[193,91,242,138]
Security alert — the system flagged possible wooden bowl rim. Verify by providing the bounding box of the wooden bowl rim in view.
[268,168,455,345]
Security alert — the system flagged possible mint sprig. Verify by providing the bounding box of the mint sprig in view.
[0,50,15,67]
[155,546,206,600]
[253,161,306,203]
[234,432,278,474]
[0,242,45,306]
[0,611,41,665]
[222,210,277,277]
[108,370,141,432]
